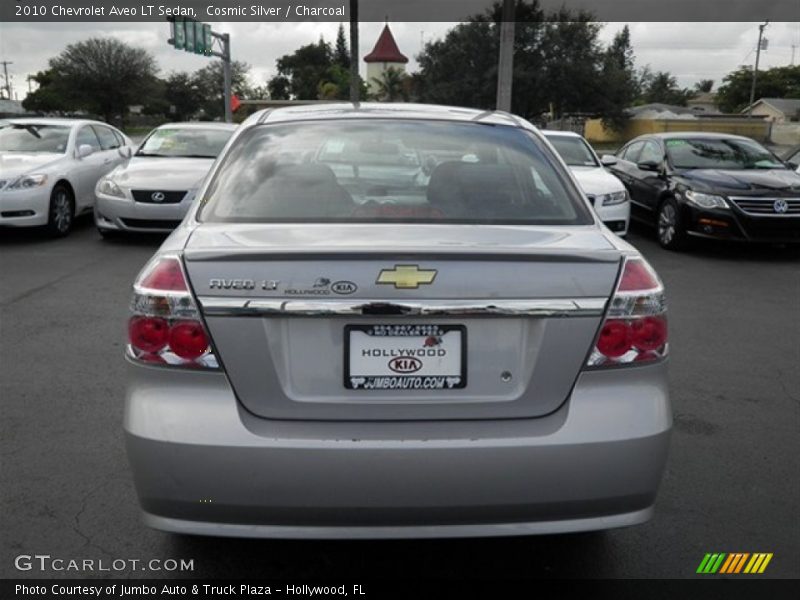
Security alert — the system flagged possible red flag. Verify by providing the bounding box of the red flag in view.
[231,94,241,112]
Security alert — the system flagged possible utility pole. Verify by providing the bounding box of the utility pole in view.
[349,0,360,103]
[220,33,232,123]
[495,0,515,112]
[747,21,768,118]
[0,61,12,100]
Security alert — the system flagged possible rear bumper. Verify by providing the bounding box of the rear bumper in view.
[124,360,671,538]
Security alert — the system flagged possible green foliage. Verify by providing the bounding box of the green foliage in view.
[716,65,800,113]
[695,79,714,93]
[335,24,350,69]
[192,60,251,119]
[267,38,363,100]
[370,67,410,102]
[640,71,691,106]
[22,38,157,123]
[599,26,639,130]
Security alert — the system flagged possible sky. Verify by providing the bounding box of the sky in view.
[0,21,799,101]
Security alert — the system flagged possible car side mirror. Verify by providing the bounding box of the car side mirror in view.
[77,144,94,159]
[600,154,617,167]
[119,146,132,159]
[637,160,662,172]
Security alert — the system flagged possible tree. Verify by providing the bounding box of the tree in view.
[694,79,714,93]
[599,25,639,130]
[192,60,251,119]
[334,24,350,69]
[371,67,410,102]
[413,1,610,120]
[716,65,800,113]
[22,69,78,114]
[22,38,157,123]
[641,71,690,106]
[163,72,200,121]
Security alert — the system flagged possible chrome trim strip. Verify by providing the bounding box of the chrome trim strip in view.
[728,196,800,217]
[197,297,607,318]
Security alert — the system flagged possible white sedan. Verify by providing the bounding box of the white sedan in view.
[543,130,630,236]
[95,122,236,237]
[0,118,132,236]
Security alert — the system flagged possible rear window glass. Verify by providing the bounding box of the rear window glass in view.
[199,120,591,225]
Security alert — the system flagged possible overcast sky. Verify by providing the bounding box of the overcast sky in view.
[0,21,798,100]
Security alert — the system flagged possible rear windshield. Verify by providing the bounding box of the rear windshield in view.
[666,137,785,170]
[199,120,592,225]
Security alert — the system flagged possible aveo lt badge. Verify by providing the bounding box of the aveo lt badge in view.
[376,265,437,289]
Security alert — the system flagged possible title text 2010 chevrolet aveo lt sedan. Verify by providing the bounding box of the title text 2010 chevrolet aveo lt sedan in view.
[124,103,671,538]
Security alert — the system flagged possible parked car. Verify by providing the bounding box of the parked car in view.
[0,118,132,236]
[95,122,237,237]
[543,130,630,235]
[607,133,800,249]
[782,145,800,174]
[124,103,671,539]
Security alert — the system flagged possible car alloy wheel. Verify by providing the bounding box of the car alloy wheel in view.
[46,185,74,237]
[658,203,676,246]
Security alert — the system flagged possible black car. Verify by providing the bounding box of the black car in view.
[605,133,800,249]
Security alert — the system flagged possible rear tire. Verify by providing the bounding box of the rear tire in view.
[45,184,74,237]
[656,197,687,251]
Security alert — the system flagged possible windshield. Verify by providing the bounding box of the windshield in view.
[666,138,785,170]
[0,124,70,153]
[137,128,233,158]
[546,135,599,167]
[199,120,591,225]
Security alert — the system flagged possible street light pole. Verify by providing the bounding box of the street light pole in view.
[221,33,232,122]
[496,0,515,112]
[747,21,768,119]
[349,0,360,103]
[0,61,13,100]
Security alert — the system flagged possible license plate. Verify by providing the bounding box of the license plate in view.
[344,324,467,390]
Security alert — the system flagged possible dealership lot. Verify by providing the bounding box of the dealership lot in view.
[1,217,798,579]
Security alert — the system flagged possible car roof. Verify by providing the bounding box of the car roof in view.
[638,132,754,142]
[541,130,583,138]
[250,102,533,129]
[155,121,237,131]
[6,117,112,128]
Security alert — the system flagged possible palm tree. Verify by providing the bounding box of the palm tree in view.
[371,67,409,102]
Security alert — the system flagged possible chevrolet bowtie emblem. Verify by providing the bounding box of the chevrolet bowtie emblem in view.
[376,265,437,289]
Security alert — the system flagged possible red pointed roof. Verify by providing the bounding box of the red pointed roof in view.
[364,25,409,64]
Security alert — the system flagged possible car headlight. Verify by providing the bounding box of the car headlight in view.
[685,190,729,209]
[97,178,126,199]
[7,173,48,190]
[599,190,628,206]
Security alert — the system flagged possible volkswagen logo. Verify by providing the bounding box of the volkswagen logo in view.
[151,191,165,203]
[773,199,789,214]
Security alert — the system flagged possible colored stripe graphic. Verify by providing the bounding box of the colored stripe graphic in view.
[700,553,773,574]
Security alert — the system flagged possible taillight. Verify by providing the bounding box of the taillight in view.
[127,255,218,369]
[586,256,668,368]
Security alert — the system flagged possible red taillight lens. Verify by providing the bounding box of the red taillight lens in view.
[596,320,632,357]
[129,316,169,353]
[631,316,668,351]
[168,321,210,360]
[617,258,660,292]
[128,255,217,369]
[587,256,668,368]
[138,257,188,292]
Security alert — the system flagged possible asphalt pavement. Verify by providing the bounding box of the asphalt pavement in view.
[1,216,798,579]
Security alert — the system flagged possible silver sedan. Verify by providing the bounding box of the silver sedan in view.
[124,103,671,538]
[95,122,236,236]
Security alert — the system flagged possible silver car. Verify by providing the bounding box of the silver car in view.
[95,122,236,236]
[0,118,132,236]
[125,103,671,538]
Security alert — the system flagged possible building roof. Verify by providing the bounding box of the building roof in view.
[687,92,717,106]
[364,25,409,64]
[744,97,800,116]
